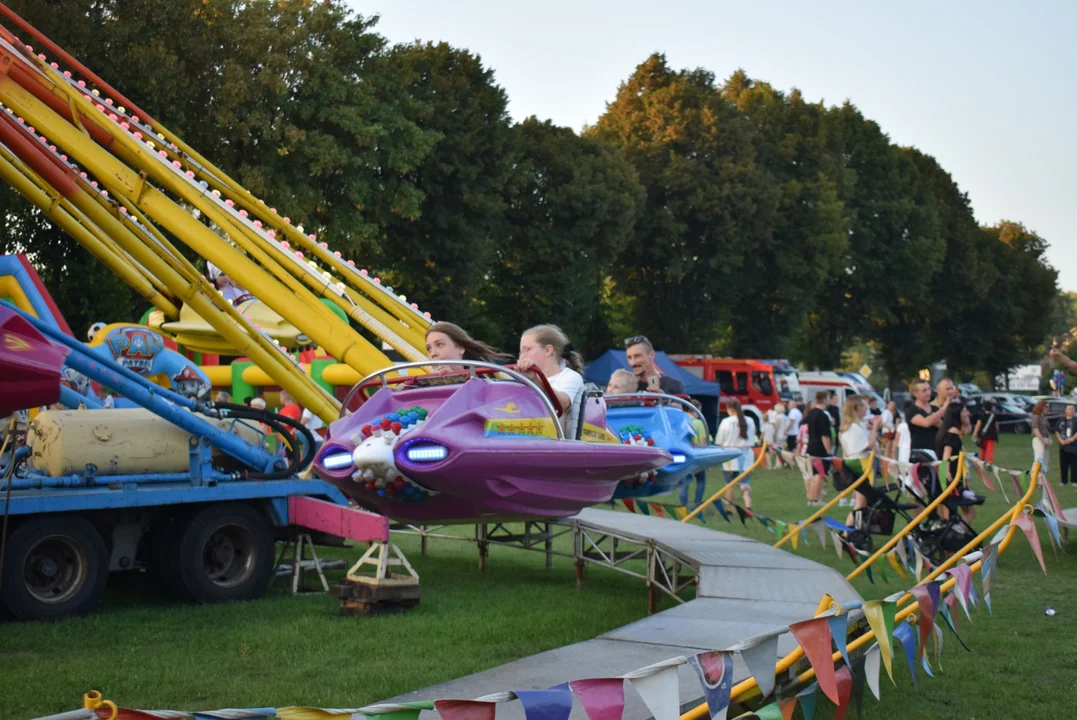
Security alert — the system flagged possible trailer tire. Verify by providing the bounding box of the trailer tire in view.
[0,515,108,621]
[175,503,275,605]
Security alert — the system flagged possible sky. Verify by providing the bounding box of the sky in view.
[357,0,1076,291]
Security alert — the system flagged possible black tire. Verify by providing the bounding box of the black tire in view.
[0,515,108,621]
[175,503,275,604]
[1014,422,1030,435]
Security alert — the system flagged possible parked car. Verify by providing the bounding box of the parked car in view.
[965,394,1031,434]
[1039,397,1077,432]
[957,382,982,397]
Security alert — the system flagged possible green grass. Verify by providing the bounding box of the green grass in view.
[2,435,1075,720]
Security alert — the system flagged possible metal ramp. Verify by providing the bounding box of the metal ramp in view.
[382,508,860,720]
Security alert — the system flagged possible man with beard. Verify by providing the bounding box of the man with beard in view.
[625,335,685,395]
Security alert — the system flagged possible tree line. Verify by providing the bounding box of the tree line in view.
[0,0,1059,387]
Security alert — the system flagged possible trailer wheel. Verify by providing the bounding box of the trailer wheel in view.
[0,516,108,620]
[175,503,275,604]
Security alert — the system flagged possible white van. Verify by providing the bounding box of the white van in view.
[798,371,883,407]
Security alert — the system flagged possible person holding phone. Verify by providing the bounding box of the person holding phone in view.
[625,335,685,395]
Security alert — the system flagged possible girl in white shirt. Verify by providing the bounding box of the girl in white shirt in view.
[895,410,911,487]
[517,325,585,439]
[838,397,880,517]
[716,398,758,511]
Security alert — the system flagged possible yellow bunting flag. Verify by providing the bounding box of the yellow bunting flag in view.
[862,600,895,683]
[886,550,909,582]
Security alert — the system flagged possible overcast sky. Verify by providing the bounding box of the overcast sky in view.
[357,0,1075,291]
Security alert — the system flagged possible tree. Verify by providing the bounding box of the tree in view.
[793,104,945,383]
[482,118,644,357]
[588,55,781,351]
[975,222,1058,381]
[371,41,517,329]
[0,0,435,322]
[719,72,849,356]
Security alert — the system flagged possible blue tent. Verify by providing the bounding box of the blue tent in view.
[583,350,719,396]
[583,350,721,436]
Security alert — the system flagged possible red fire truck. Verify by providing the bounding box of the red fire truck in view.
[668,356,801,432]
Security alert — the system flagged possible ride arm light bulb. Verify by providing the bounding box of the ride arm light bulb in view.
[671,453,687,464]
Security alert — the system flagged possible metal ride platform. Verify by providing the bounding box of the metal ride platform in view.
[384,508,860,720]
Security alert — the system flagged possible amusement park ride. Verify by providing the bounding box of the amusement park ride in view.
[0,5,736,620]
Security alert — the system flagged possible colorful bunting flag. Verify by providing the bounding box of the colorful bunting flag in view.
[993,467,1009,502]
[622,499,636,514]
[568,679,624,720]
[688,651,735,720]
[728,628,784,700]
[946,566,973,622]
[796,684,818,720]
[358,702,433,720]
[789,617,840,703]
[636,501,650,516]
[1008,471,1024,498]
[886,550,909,582]
[713,500,731,523]
[434,700,496,720]
[891,623,918,687]
[1042,477,1065,518]
[515,686,572,720]
[908,585,936,664]
[864,643,882,701]
[980,543,998,614]
[1013,511,1047,574]
[832,665,854,720]
[826,606,853,670]
[938,601,971,652]
[734,504,750,526]
[862,600,896,683]
[624,658,682,720]
[811,519,827,549]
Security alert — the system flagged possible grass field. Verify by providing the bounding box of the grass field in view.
[2,435,1075,720]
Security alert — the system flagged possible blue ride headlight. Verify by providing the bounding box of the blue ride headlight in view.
[405,443,450,463]
[670,453,687,464]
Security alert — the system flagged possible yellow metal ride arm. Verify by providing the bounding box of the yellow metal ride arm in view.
[0,21,440,422]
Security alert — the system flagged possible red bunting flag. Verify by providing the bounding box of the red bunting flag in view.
[789,617,840,703]
[832,665,854,720]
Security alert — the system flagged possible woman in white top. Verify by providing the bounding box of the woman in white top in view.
[715,398,758,511]
[838,397,880,519]
[517,325,585,439]
[761,407,776,469]
[767,403,787,469]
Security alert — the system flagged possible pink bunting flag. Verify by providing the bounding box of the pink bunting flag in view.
[434,700,496,720]
[1014,511,1047,574]
[789,617,840,704]
[1009,471,1024,498]
[947,566,974,621]
[832,665,854,720]
[569,679,624,720]
[1042,477,1065,518]
[970,459,996,491]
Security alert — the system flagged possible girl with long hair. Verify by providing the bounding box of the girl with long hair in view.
[517,324,586,438]
[1031,399,1051,471]
[715,397,757,511]
[425,322,511,364]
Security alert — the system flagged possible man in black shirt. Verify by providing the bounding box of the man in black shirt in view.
[826,392,840,427]
[804,390,832,506]
[625,335,685,395]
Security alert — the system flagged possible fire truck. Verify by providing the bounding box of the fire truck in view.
[668,356,800,435]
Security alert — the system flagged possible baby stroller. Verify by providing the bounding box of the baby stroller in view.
[900,474,985,565]
[844,481,920,555]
